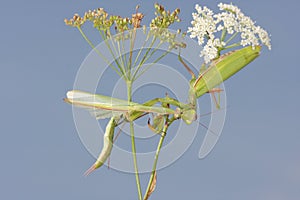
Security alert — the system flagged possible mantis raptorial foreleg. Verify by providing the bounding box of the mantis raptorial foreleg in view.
[128,96,190,122]
[178,51,224,111]
[147,115,165,134]
[147,94,171,134]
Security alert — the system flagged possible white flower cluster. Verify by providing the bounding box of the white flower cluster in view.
[188,3,271,63]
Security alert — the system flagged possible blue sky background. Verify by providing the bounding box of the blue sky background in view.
[0,0,299,199]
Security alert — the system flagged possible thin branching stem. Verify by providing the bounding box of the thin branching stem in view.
[121,32,129,74]
[224,32,238,46]
[128,28,137,69]
[99,31,126,77]
[108,30,130,79]
[223,42,241,50]
[77,27,122,77]
[132,36,158,79]
[132,31,151,69]
[134,47,170,81]
[220,28,227,42]
[117,40,128,78]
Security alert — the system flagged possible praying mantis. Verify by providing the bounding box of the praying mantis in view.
[64,75,211,175]
[64,45,261,175]
[64,88,197,175]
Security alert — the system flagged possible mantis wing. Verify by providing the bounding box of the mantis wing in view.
[64,90,176,118]
[90,109,125,120]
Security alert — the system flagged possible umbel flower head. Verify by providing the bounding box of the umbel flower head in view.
[188,3,271,63]
[64,4,183,43]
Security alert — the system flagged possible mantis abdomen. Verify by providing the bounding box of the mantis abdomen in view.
[84,117,116,176]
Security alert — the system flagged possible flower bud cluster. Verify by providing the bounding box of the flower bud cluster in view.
[150,4,181,29]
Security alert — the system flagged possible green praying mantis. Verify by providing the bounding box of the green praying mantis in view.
[64,88,196,175]
[64,45,261,175]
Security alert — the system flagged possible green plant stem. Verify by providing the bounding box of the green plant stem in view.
[99,31,126,77]
[128,28,137,69]
[223,42,241,50]
[134,48,170,81]
[224,32,238,46]
[220,28,227,42]
[127,81,143,200]
[143,117,176,200]
[132,36,158,80]
[121,33,129,73]
[132,31,151,70]
[77,27,122,77]
[117,39,128,76]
